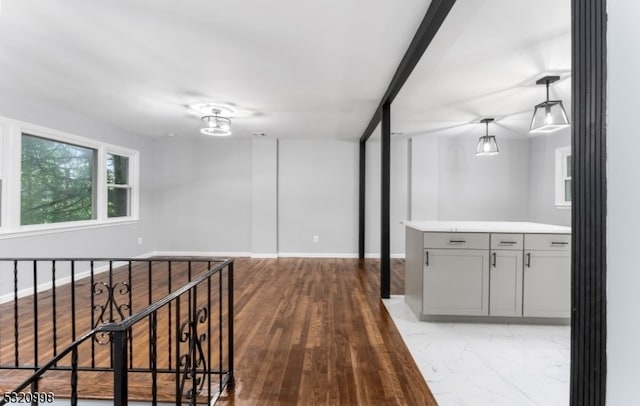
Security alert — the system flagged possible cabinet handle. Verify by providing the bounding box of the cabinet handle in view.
[449,240,466,243]
[526,252,531,268]
[500,241,517,245]
[492,252,497,267]
[425,251,429,267]
[551,241,569,246]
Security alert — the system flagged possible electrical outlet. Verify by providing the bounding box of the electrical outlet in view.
[137,237,143,245]
[313,235,319,243]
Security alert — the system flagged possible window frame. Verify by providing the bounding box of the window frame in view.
[105,149,138,220]
[555,145,572,208]
[0,116,139,238]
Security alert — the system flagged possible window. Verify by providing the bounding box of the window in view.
[0,116,139,236]
[555,146,572,207]
[106,153,131,218]
[21,134,97,225]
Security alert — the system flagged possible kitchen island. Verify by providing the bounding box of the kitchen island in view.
[404,221,571,323]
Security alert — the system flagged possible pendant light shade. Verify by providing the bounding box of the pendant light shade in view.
[476,118,499,156]
[530,76,570,133]
[200,109,232,136]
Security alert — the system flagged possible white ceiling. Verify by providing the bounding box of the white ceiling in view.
[0,0,570,141]
[391,0,571,140]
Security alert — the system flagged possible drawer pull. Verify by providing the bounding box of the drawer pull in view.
[449,240,466,243]
[551,241,569,245]
[500,241,517,244]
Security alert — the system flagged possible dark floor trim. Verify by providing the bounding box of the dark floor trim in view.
[570,0,607,404]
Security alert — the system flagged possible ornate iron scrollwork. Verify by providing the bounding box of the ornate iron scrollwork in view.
[178,306,209,399]
[92,281,130,344]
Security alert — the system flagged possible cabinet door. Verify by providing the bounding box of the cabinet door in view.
[523,251,571,318]
[489,250,523,317]
[423,249,489,316]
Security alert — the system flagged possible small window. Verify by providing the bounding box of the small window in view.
[106,153,131,218]
[21,134,97,225]
[555,146,572,207]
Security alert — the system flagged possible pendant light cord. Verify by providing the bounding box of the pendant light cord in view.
[546,80,550,102]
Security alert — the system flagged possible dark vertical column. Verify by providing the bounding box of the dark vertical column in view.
[381,103,391,299]
[570,0,607,405]
[359,140,366,259]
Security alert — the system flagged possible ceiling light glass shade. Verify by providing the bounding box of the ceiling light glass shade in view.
[476,135,499,156]
[530,100,570,133]
[200,114,232,136]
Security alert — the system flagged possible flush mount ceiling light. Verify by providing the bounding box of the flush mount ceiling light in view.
[190,103,236,117]
[476,118,499,156]
[530,75,570,133]
[200,109,232,136]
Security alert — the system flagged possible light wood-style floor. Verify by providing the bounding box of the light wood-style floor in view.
[0,258,437,405]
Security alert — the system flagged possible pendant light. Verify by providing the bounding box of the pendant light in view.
[529,75,570,133]
[476,118,499,156]
[200,109,232,136]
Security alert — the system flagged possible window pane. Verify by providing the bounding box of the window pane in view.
[566,155,572,177]
[565,179,572,202]
[108,187,130,218]
[107,154,129,185]
[21,134,96,225]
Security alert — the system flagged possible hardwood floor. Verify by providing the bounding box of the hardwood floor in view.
[0,258,436,405]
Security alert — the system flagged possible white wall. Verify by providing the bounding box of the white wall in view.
[436,136,530,221]
[527,128,571,226]
[410,136,439,221]
[607,1,640,403]
[251,138,278,257]
[153,137,252,254]
[365,138,409,257]
[278,139,358,256]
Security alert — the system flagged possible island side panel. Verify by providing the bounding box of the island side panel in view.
[404,226,424,318]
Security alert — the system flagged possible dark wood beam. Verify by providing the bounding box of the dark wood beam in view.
[359,0,457,143]
[358,140,366,259]
[381,102,391,299]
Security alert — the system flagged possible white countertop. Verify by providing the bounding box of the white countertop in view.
[403,221,571,234]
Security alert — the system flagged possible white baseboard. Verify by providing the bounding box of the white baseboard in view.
[365,253,406,259]
[150,251,406,259]
[0,260,128,305]
[149,251,251,258]
[0,251,406,304]
[277,252,360,258]
[250,253,279,259]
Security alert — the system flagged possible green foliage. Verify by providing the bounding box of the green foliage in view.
[21,134,95,225]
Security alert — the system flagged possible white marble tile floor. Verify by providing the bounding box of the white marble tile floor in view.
[382,296,570,406]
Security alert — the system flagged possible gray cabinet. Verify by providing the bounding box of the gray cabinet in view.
[404,224,570,322]
[423,233,490,316]
[424,249,489,316]
[523,234,571,317]
[489,234,523,317]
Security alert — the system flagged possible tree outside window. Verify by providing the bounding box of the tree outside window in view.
[21,134,96,225]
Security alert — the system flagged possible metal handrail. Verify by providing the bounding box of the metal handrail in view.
[0,328,99,405]
[0,257,234,405]
[101,258,232,332]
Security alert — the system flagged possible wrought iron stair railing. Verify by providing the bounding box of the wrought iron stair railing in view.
[0,257,234,405]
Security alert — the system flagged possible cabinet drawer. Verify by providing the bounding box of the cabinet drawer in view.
[423,232,489,250]
[490,233,523,250]
[524,234,571,251]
